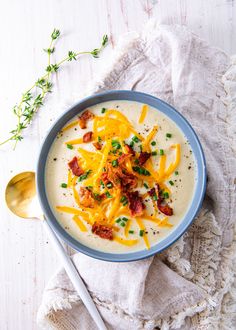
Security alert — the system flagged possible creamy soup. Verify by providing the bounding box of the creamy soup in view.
[45,100,195,253]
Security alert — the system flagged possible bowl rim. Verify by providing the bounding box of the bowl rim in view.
[37,90,206,262]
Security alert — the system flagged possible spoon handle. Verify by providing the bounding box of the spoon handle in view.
[42,220,107,330]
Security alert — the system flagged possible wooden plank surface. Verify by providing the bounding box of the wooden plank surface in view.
[0,0,235,329]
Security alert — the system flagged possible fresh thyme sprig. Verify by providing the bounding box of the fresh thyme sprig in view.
[0,30,108,149]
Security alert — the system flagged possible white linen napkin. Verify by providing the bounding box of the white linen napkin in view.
[37,22,236,330]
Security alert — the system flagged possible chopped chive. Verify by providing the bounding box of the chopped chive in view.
[116,218,121,223]
[112,159,118,167]
[166,133,172,138]
[105,191,113,198]
[151,151,157,156]
[101,107,106,114]
[111,140,121,149]
[143,182,149,189]
[163,192,169,199]
[100,180,105,189]
[106,182,113,189]
[78,170,92,182]
[61,183,67,188]
[129,230,134,234]
[122,217,128,222]
[66,144,73,149]
[151,141,156,146]
[159,149,164,155]
[120,196,127,203]
[134,159,139,164]
[98,136,102,142]
[139,167,145,175]
[132,166,150,176]
[132,166,140,173]
[143,169,150,176]
[139,230,144,237]
[123,201,128,206]
[87,185,93,190]
[175,171,179,175]
[139,145,143,152]
[130,141,135,148]
[153,194,158,201]
[169,180,174,186]
[132,136,140,143]
[120,222,126,227]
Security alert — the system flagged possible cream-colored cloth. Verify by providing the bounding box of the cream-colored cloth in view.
[37,23,236,330]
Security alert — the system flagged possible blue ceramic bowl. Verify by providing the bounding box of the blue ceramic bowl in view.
[37,90,206,262]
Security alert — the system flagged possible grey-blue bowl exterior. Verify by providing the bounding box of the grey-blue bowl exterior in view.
[37,90,206,262]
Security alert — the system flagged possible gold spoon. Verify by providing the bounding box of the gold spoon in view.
[5,171,107,330]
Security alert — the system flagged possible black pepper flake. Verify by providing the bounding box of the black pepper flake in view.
[53,158,57,161]
[188,166,192,170]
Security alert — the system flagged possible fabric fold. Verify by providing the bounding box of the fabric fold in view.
[37,23,236,330]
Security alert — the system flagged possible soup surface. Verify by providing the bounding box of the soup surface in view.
[45,100,195,253]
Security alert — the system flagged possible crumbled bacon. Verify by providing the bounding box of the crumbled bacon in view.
[68,157,84,176]
[158,204,173,216]
[117,153,131,164]
[78,110,94,129]
[124,144,135,156]
[150,184,173,216]
[148,187,156,197]
[79,187,94,208]
[101,172,110,185]
[117,168,137,190]
[83,131,93,143]
[93,142,102,150]
[92,222,113,240]
[139,152,151,165]
[106,164,122,188]
[126,191,145,217]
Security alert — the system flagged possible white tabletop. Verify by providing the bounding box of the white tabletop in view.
[0,0,235,329]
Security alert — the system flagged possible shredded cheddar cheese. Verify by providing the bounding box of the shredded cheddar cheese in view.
[62,119,79,132]
[114,236,138,246]
[73,215,87,232]
[56,104,183,250]
[139,104,148,124]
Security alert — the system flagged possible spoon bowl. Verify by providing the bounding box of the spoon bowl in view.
[5,171,41,219]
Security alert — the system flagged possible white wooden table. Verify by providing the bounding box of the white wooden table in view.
[0,1,235,329]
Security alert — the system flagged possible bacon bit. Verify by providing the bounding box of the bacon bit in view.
[126,191,145,217]
[158,204,173,216]
[79,187,94,208]
[92,222,113,240]
[106,164,121,188]
[148,187,156,197]
[124,144,135,156]
[117,153,131,164]
[117,168,137,190]
[93,142,102,150]
[78,110,94,129]
[139,152,151,165]
[99,193,107,200]
[101,172,110,185]
[68,157,84,176]
[106,164,137,190]
[83,131,93,143]
[150,184,173,216]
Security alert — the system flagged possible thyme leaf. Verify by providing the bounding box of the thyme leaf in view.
[0,30,108,149]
